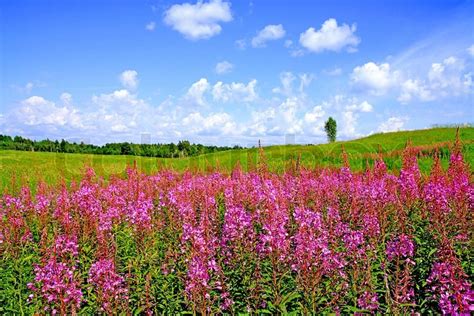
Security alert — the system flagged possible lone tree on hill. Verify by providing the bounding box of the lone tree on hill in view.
[324,117,337,143]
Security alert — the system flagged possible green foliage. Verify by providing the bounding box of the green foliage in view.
[0,134,240,158]
[324,117,337,143]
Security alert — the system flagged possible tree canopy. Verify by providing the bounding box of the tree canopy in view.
[0,134,242,158]
[324,117,337,143]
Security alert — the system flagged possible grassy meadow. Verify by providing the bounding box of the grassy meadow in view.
[1,127,473,193]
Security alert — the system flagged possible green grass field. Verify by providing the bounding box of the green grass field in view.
[1,127,473,193]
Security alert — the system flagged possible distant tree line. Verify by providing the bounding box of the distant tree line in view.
[0,135,242,158]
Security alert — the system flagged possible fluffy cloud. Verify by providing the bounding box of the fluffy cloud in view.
[351,62,400,95]
[92,89,146,108]
[16,96,83,128]
[298,73,313,93]
[299,18,360,53]
[4,91,160,139]
[145,22,156,31]
[377,117,407,133]
[427,57,471,94]
[304,105,325,124]
[397,79,433,103]
[183,78,259,106]
[346,100,373,113]
[272,72,313,96]
[185,78,210,106]
[119,70,139,90]
[60,92,73,105]
[341,111,357,137]
[341,99,373,137]
[278,97,304,134]
[182,112,237,135]
[215,60,234,74]
[314,95,372,138]
[163,0,232,40]
[398,56,472,103]
[272,72,296,96]
[212,79,258,102]
[304,105,326,136]
[248,96,309,136]
[91,89,153,133]
[251,24,286,47]
[352,56,472,103]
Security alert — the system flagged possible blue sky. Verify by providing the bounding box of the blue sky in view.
[1,0,473,146]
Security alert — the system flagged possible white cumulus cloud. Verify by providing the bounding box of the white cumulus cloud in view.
[398,56,472,103]
[398,79,433,103]
[345,100,373,113]
[185,78,210,106]
[341,100,373,137]
[212,79,258,102]
[182,112,237,135]
[163,0,232,40]
[304,105,325,124]
[351,62,400,95]
[251,24,286,47]
[17,96,82,128]
[119,70,139,90]
[272,71,313,96]
[60,92,73,105]
[377,117,407,133]
[299,18,360,53]
[215,60,234,74]
[248,97,307,136]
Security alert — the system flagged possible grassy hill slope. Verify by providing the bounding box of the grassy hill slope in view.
[1,127,473,192]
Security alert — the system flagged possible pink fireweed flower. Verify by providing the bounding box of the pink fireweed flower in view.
[34,194,51,215]
[221,205,254,258]
[53,188,74,229]
[28,259,83,311]
[427,261,473,315]
[126,192,153,230]
[424,177,451,215]
[258,208,290,259]
[257,180,290,260]
[357,291,379,311]
[53,234,79,259]
[186,256,211,296]
[292,208,346,272]
[220,291,233,311]
[88,259,128,311]
[399,147,421,204]
[386,234,415,262]
[73,183,102,218]
[343,229,365,253]
[292,208,327,270]
[362,214,380,238]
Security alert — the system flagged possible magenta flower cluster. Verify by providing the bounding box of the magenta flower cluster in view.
[386,234,415,262]
[27,235,82,314]
[88,259,128,312]
[427,260,473,314]
[0,144,472,314]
